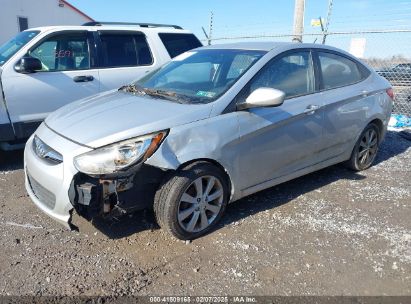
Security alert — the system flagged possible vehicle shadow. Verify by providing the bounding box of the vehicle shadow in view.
[94,131,409,239]
[91,209,157,239]
[374,130,411,165]
[217,165,365,230]
[0,150,24,171]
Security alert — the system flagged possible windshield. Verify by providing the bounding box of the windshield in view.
[126,49,266,104]
[0,31,40,66]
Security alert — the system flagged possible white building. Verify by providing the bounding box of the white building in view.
[0,0,93,44]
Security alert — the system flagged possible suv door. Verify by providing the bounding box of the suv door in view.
[314,50,371,159]
[236,50,324,191]
[96,31,156,90]
[1,31,100,138]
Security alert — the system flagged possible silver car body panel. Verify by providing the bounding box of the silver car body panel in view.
[24,42,393,226]
[0,67,9,125]
[24,123,92,227]
[45,89,213,148]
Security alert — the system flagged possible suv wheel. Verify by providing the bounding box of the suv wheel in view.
[154,162,228,240]
[345,123,380,171]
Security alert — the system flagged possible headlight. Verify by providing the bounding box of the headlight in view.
[73,131,167,175]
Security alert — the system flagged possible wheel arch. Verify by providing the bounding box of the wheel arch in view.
[346,116,386,163]
[368,118,384,139]
[353,116,385,146]
[177,158,234,202]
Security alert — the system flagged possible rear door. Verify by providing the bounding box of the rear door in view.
[96,31,157,90]
[1,31,100,138]
[314,50,371,159]
[236,50,325,191]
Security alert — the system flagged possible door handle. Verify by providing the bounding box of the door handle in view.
[73,75,94,82]
[304,104,320,115]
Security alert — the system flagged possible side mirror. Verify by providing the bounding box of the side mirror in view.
[238,87,285,110]
[15,56,42,73]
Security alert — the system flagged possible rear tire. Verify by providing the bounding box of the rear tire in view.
[345,123,380,171]
[154,162,229,240]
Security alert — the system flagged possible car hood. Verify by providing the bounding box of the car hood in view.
[45,90,212,148]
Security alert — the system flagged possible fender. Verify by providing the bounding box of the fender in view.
[146,111,241,201]
[0,67,16,143]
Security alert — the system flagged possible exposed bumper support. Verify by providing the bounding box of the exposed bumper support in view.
[68,164,167,222]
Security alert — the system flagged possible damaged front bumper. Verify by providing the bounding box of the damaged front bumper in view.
[68,165,166,222]
[24,134,75,229]
[24,124,167,230]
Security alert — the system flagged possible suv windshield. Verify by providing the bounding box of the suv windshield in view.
[0,31,40,66]
[126,49,266,104]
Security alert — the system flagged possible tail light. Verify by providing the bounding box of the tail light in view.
[386,88,394,100]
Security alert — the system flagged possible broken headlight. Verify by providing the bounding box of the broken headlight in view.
[73,131,167,175]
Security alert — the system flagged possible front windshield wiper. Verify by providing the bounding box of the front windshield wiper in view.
[119,83,145,94]
[120,84,186,103]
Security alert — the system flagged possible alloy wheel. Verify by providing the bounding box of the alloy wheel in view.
[357,128,378,167]
[177,175,224,233]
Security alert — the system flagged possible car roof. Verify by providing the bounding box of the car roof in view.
[197,41,348,53]
[27,25,193,34]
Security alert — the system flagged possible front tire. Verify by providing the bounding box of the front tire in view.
[345,123,380,171]
[154,162,229,240]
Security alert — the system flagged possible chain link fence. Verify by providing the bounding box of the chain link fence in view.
[205,30,411,116]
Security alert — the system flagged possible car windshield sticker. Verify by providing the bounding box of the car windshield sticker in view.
[196,91,216,98]
[172,51,196,61]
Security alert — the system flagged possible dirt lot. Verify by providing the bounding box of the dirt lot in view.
[0,131,410,297]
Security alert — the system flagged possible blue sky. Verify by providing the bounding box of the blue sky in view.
[69,0,411,58]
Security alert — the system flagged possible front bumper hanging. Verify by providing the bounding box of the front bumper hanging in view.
[68,165,166,221]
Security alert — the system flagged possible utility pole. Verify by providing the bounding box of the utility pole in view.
[322,0,334,44]
[292,0,305,43]
[202,11,214,45]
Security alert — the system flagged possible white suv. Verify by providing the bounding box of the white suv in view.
[0,22,202,150]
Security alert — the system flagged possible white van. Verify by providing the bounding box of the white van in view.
[0,22,202,150]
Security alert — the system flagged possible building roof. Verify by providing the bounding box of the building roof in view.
[60,0,94,22]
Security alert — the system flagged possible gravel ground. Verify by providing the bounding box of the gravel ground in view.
[0,131,410,296]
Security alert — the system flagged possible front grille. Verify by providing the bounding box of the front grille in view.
[27,173,56,210]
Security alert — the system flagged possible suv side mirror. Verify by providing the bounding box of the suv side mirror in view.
[238,87,285,110]
[15,56,42,73]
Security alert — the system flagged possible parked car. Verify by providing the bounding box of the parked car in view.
[376,63,411,86]
[24,42,393,240]
[0,22,202,150]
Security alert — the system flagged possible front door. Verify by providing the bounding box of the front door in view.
[236,50,324,191]
[2,31,100,138]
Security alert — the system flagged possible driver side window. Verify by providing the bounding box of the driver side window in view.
[247,51,315,99]
[29,32,90,72]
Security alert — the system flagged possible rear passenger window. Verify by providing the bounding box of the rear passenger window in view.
[158,33,202,58]
[249,51,315,98]
[318,52,363,89]
[99,32,153,68]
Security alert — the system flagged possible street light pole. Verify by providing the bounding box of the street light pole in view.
[292,0,305,43]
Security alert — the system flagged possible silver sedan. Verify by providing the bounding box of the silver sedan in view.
[24,42,393,240]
